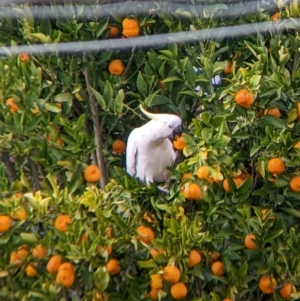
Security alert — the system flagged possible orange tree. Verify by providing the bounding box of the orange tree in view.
[1,0,300,300]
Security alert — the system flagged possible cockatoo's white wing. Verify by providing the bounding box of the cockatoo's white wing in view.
[126,128,139,177]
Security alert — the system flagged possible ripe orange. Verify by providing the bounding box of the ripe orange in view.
[150,274,163,290]
[6,98,20,112]
[107,25,120,38]
[223,61,232,75]
[17,245,29,260]
[211,261,225,276]
[0,215,12,233]
[267,158,285,175]
[19,53,30,62]
[182,173,192,180]
[10,252,22,267]
[211,251,221,261]
[58,262,74,274]
[137,226,155,244]
[32,244,47,259]
[122,18,140,38]
[162,265,181,284]
[289,176,300,192]
[46,255,62,274]
[271,12,280,21]
[244,234,257,250]
[183,183,202,200]
[112,139,126,154]
[83,165,101,182]
[56,268,75,288]
[279,283,296,299]
[97,245,113,255]
[197,166,210,179]
[150,248,164,258]
[294,141,300,148]
[55,214,72,232]
[173,136,186,150]
[264,108,281,118]
[234,88,255,109]
[149,288,159,300]
[105,259,121,275]
[187,250,201,268]
[170,282,188,300]
[25,262,38,277]
[259,275,277,294]
[223,178,242,192]
[10,206,27,221]
[108,59,125,76]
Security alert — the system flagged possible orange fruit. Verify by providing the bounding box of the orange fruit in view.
[234,88,255,109]
[223,61,232,74]
[58,262,74,274]
[122,18,140,38]
[170,282,187,300]
[183,183,201,200]
[264,108,281,118]
[211,261,225,276]
[6,98,20,112]
[10,251,22,267]
[56,268,75,288]
[97,245,113,255]
[112,139,126,154]
[259,275,277,294]
[83,165,101,182]
[10,206,27,221]
[150,248,164,258]
[182,173,192,180]
[267,158,285,175]
[17,245,29,260]
[271,12,280,21]
[197,166,210,179]
[149,288,159,300]
[25,262,38,277]
[223,178,242,192]
[244,234,257,250]
[0,215,12,233]
[279,283,297,299]
[150,274,163,290]
[297,103,300,120]
[289,176,300,192]
[46,255,62,274]
[19,53,30,62]
[173,136,186,150]
[137,226,155,244]
[261,208,275,220]
[105,259,120,275]
[108,59,125,76]
[211,251,221,261]
[294,141,300,148]
[107,25,120,38]
[32,244,47,259]
[55,214,72,232]
[162,265,181,284]
[187,250,201,268]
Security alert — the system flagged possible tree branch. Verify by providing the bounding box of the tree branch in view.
[28,157,41,191]
[0,151,17,183]
[82,53,108,187]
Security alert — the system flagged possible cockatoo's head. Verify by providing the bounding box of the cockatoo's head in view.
[140,105,182,139]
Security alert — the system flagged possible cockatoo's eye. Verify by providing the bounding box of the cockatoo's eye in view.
[168,125,173,129]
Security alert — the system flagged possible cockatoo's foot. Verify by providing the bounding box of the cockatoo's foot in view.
[157,185,169,194]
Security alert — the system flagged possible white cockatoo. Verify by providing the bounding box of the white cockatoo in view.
[126,105,182,190]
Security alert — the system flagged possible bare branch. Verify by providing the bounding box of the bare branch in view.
[82,53,108,187]
[0,151,17,183]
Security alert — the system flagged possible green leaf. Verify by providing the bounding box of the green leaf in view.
[259,115,286,129]
[54,92,73,103]
[280,207,300,218]
[161,76,184,83]
[25,33,52,44]
[137,259,157,268]
[90,87,107,110]
[44,103,62,113]
[114,89,124,114]
[103,81,113,105]
[250,145,261,157]
[136,71,147,97]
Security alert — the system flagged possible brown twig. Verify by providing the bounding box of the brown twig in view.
[28,157,41,191]
[82,53,108,187]
[0,151,17,183]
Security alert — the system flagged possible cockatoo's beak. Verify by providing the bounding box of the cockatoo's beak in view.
[170,125,182,140]
[139,104,159,120]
